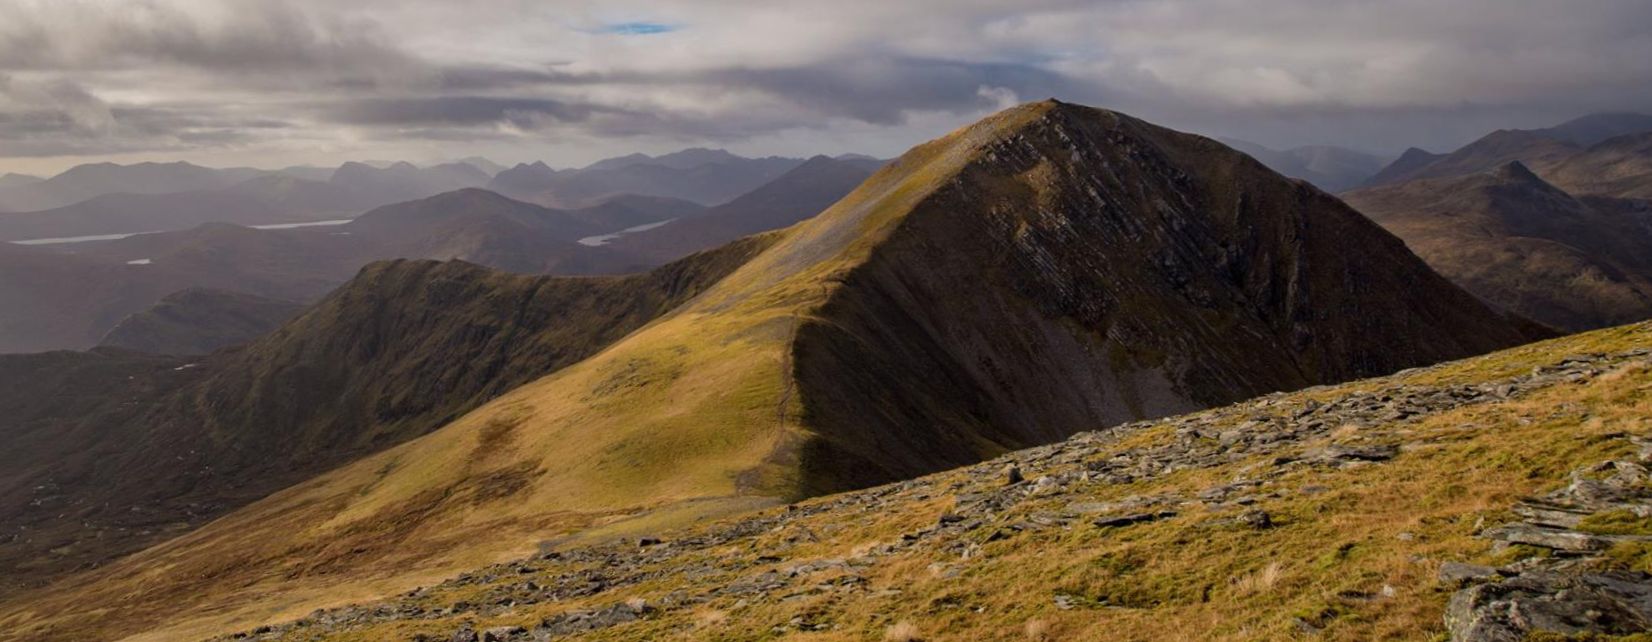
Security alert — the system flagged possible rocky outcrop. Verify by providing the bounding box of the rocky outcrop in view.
[1445,451,1652,640]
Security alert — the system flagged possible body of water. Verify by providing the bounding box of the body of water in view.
[577,218,678,247]
[9,218,355,246]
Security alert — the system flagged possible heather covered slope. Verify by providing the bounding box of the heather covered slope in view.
[0,237,774,601]
[0,100,1542,641]
[1344,162,1652,331]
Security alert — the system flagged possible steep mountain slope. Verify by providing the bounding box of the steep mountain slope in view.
[603,156,876,263]
[213,320,1652,642]
[1343,162,1652,331]
[0,237,775,601]
[97,288,305,355]
[0,100,1545,641]
[1221,140,1386,191]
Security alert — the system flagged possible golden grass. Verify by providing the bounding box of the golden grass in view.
[304,322,1652,642]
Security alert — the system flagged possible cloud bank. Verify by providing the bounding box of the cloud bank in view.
[2,0,1650,171]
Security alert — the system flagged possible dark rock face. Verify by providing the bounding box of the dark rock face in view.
[791,102,1547,495]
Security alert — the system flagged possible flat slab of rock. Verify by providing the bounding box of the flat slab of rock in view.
[1438,562,1500,586]
[1093,511,1177,528]
[1446,571,1652,641]
[1481,523,1616,552]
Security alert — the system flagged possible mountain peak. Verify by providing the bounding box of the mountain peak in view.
[1491,160,1543,183]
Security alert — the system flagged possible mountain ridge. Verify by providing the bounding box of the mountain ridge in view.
[0,100,1547,641]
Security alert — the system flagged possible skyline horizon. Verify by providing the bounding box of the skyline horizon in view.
[5,102,1649,178]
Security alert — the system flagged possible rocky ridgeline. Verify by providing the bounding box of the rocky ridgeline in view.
[220,344,1652,642]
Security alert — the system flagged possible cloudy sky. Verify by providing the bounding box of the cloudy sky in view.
[2,0,1650,174]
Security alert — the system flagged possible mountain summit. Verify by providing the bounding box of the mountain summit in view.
[0,101,1546,640]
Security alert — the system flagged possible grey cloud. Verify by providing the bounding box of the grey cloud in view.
[327,96,606,128]
[0,1,415,77]
[3,0,1652,168]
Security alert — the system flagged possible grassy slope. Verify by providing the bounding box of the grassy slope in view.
[0,103,1049,642]
[263,320,1652,642]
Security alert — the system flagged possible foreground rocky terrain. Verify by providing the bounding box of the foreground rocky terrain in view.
[210,322,1652,641]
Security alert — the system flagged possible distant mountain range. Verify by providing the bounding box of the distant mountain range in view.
[1361,112,1652,188]
[1345,162,1652,331]
[0,155,877,353]
[1220,139,1388,191]
[487,148,817,207]
[1343,112,1652,332]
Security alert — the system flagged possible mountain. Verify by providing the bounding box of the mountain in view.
[1360,113,1652,189]
[1,222,359,354]
[1343,162,1652,331]
[0,244,200,353]
[486,161,560,197]
[0,237,775,603]
[97,288,305,355]
[328,161,490,204]
[455,156,507,176]
[584,148,754,172]
[562,194,707,231]
[207,320,1652,642]
[0,173,41,193]
[1360,146,1444,188]
[1222,140,1387,191]
[0,174,381,243]
[0,100,1547,641]
[489,150,807,207]
[0,187,710,352]
[1541,132,1652,199]
[1533,111,1652,146]
[1370,129,1584,187]
[0,161,251,212]
[277,165,339,182]
[0,190,282,242]
[603,155,877,263]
